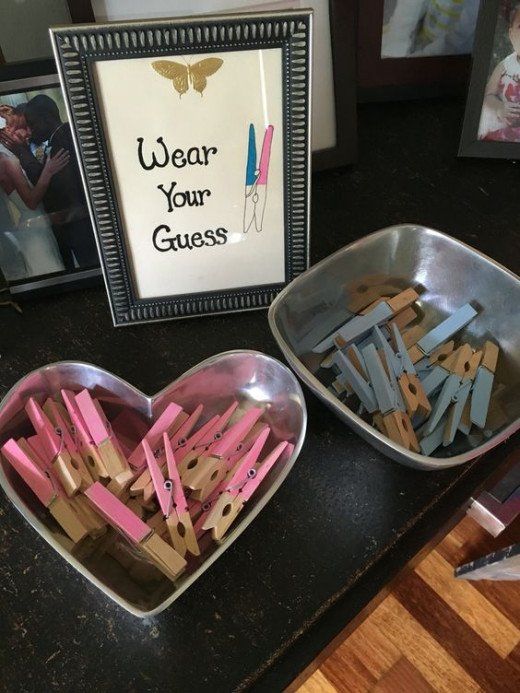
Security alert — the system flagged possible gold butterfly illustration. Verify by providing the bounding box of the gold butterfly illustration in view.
[152,58,223,97]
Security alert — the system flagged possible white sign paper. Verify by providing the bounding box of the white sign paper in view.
[93,47,285,299]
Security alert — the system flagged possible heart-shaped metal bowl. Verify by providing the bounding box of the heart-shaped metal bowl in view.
[0,351,306,617]
[268,224,520,470]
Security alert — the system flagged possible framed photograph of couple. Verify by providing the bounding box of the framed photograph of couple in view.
[0,65,101,295]
[460,0,520,158]
[51,11,312,326]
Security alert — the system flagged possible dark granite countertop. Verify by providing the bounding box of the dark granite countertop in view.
[0,96,518,692]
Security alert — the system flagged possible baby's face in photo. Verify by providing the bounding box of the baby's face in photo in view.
[509,10,520,54]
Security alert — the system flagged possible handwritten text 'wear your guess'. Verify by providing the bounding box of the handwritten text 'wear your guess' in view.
[137,137,228,253]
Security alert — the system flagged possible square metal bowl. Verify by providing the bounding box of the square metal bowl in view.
[268,225,520,470]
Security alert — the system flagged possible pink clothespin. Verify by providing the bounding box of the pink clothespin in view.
[193,426,270,535]
[61,389,109,479]
[43,397,96,479]
[84,482,186,581]
[130,404,207,498]
[24,429,106,538]
[177,402,239,466]
[202,440,291,541]
[128,401,185,470]
[26,434,52,472]
[169,403,203,451]
[143,433,199,557]
[74,389,129,478]
[182,407,264,501]
[176,401,239,478]
[25,397,92,495]
[110,408,150,458]
[1,438,90,543]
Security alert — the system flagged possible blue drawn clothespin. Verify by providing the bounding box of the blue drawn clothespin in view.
[243,123,274,233]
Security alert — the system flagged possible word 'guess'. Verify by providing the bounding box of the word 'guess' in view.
[153,226,228,252]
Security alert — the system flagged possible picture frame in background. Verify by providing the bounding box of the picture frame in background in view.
[460,0,520,159]
[0,64,101,296]
[357,0,475,102]
[73,0,357,170]
[0,1,72,70]
[51,12,312,326]
[66,0,96,23]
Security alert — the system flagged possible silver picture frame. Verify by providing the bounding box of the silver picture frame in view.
[51,11,312,326]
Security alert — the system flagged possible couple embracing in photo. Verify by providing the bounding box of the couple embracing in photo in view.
[0,93,98,281]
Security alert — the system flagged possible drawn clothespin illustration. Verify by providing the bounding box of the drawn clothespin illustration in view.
[25,397,93,496]
[243,123,274,233]
[1,438,90,543]
[143,433,200,558]
[470,341,499,429]
[84,481,186,581]
[74,389,130,478]
[202,437,290,542]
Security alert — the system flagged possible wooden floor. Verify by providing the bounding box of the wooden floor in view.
[296,516,520,693]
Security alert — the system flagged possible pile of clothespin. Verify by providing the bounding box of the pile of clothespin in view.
[0,391,291,584]
[312,287,503,456]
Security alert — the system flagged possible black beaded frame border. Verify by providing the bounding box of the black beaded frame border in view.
[50,12,312,326]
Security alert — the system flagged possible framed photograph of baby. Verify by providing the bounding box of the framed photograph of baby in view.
[50,11,312,326]
[358,0,477,101]
[0,65,101,296]
[460,0,520,158]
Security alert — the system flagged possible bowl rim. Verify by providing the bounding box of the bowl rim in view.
[0,350,307,617]
[268,224,520,470]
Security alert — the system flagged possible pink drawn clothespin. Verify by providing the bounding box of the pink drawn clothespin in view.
[143,433,200,557]
[84,481,186,581]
